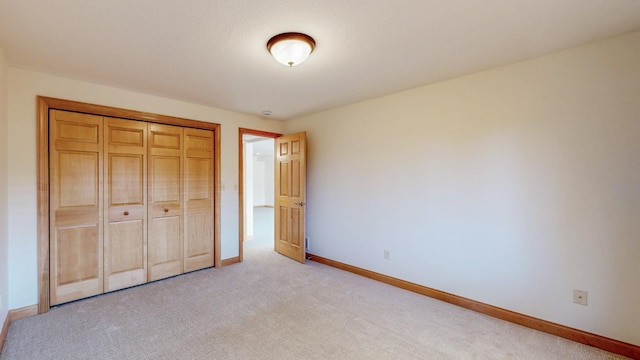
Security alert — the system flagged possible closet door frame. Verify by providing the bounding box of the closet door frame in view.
[37,96,221,314]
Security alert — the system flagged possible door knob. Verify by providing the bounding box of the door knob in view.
[295,201,305,207]
[164,208,169,213]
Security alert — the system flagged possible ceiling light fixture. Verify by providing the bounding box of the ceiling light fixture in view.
[267,32,316,67]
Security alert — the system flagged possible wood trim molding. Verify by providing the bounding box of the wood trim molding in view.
[0,313,9,354]
[37,96,222,314]
[238,128,281,263]
[0,305,39,353]
[240,128,282,139]
[9,305,38,321]
[213,123,222,269]
[307,253,640,359]
[221,256,241,267]
[38,97,220,130]
[37,98,50,314]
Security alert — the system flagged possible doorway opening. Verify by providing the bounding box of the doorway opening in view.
[239,129,281,261]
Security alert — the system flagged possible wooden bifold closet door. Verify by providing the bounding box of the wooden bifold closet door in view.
[50,110,214,305]
[183,128,215,273]
[104,117,148,292]
[49,110,104,305]
[148,123,184,281]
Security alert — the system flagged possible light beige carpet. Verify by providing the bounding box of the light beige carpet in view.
[0,210,629,359]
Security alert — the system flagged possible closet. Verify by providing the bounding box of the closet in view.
[49,109,215,305]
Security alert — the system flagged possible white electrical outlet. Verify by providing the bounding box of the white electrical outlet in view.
[573,289,588,306]
[384,249,390,260]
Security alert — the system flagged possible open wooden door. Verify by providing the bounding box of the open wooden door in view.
[274,132,307,263]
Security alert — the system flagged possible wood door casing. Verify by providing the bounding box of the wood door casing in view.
[183,128,215,272]
[148,123,184,281]
[104,117,147,291]
[274,132,307,263]
[49,109,104,305]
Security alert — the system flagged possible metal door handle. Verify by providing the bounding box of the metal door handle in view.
[295,201,305,207]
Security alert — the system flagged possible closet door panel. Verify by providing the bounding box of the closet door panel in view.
[104,118,147,292]
[185,211,213,271]
[184,128,214,272]
[110,155,143,205]
[58,152,99,207]
[148,124,184,281]
[109,220,144,272]
[151,157,181,203]
[149,215,182,278]
[50,110,104,305]
[55,225,100,285]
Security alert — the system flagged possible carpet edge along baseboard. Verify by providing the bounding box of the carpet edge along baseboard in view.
[306,253,640,360]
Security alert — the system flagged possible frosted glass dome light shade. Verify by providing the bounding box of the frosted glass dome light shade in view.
[267,32,316,67]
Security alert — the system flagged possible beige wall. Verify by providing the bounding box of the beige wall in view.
[5,69,285,309]
[0,47,9,325]
[285,31,640,345]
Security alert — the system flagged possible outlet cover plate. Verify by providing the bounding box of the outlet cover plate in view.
[573,289,588,306]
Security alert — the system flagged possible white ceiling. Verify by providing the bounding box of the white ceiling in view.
[1,1,640,120]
